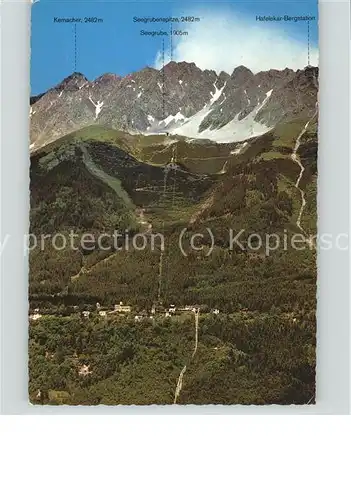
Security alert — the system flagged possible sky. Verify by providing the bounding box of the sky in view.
[31,0,319,95]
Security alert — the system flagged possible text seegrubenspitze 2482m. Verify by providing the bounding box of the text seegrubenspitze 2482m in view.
[133,16,200,23]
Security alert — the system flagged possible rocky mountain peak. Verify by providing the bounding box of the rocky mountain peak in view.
[231,65,254,86]
[56,72,89,91]
[163,61,201,76]
[218,70,230,81]
[294,66,319,89]
[135,66,158,77]
[30,62,319,151]
[216,71,230,88]
[94,73,121,84]
[302,65,318,79]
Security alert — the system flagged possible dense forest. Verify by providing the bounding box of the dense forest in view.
[29,122,317,405]
[29,311,315,405]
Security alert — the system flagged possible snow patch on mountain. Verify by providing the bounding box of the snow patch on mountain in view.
[89,96,104,119]
[160,111,186,127]
[210,81,226,104]
[30,63,318,150]
[172,89,273,143]
[161,81,226,138]
[171,105,212,138]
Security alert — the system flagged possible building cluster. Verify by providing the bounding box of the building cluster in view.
[90,303,220,322]
[29,302,220,322]
[82,302,202,321]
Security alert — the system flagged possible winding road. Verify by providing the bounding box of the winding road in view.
[290,109,318,234]
[174,308,200,404]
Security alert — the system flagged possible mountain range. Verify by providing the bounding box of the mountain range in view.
[29,61,318,405]
[30,62,318,151]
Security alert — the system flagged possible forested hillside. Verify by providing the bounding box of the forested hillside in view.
[29,117,317,405]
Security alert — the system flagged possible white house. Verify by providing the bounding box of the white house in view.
[78,364,92,376]
[113,302,132,314]
[29,313,42,321]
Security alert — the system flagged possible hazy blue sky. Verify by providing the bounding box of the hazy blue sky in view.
[31,0,318,94]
